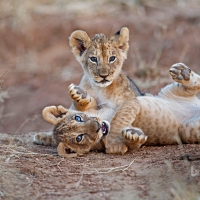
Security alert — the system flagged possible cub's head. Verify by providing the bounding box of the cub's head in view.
[69,27,129,87]
[42,105,110,158]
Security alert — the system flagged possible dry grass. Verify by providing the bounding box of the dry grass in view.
[1,0,198,31]
[0,70,9,124]
[0,135,136,199]
[0,0,124,31]
[171,180,200,200]
[165,162,200,200]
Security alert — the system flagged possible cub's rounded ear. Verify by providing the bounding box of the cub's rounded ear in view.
[69,30,91,58]
[42,105,68,125]
[115,27,129,55]
[57,142,77,158]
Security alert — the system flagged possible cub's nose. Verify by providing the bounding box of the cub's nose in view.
[98,69,109,78]
[90,120,101,133]
[99,74,108,79]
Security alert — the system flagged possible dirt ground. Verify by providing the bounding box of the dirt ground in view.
[0,0,200,199]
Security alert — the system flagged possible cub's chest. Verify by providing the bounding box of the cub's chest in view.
[89,88,117,109]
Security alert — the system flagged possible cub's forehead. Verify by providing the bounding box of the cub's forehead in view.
[89,34,117,56]
[91,34,108,43]
[91,34,116,46]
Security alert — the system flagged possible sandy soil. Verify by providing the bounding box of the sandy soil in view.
[0,1,200,199]
[1,132,200,200]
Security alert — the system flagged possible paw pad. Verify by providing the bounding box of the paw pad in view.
[169,63,191,81]
[122,128,147,144]
[68,84,90,105]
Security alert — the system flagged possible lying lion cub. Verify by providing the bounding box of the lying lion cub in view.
[36,106,110,157]
[34,63,200,158]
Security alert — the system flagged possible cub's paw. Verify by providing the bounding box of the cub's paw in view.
[106,141,128,155]
[33,132,56,146]
[122,127,147,145]
[169,63,191,82]
[68,84,91,106]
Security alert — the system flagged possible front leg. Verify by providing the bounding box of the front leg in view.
[68,84,97,111]
[33,132,56,146]
[122,127,147,149]
[105,98,141,154]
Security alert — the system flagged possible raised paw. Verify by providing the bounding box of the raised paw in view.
[169,63,191,82]
[68,83,91,106]
[122,127,147,146]
[42,105,68,125]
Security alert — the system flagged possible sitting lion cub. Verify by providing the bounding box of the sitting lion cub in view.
[68,27,149,154]
[34,63,200,157]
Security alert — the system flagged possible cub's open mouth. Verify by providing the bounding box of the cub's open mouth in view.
[101,122,109,136]
[65,148,75,154]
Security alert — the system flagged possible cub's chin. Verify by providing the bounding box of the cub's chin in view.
[93,78,113,87]
[95,81,112,88]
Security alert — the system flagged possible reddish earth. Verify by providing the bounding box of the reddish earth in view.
[0,1,200,199]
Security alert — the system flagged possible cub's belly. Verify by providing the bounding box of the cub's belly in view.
[133,97,180,145]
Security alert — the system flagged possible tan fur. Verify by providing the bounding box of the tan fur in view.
[34,28,200,157]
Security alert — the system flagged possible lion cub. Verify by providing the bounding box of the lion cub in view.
[34,106,110,158]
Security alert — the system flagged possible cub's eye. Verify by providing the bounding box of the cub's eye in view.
[75,115,83,122]
[109,56,116,63]
[90,57,98,63]
[76,134,83,142]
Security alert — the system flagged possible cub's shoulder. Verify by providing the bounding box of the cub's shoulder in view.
[116,73,144,97]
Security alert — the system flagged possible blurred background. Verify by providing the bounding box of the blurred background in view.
[0,0,200,133]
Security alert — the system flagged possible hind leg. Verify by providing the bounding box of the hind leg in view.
[170,63,200,90]
[159,63,200,98]
[169,63,200,95]
[179,119,200,144]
